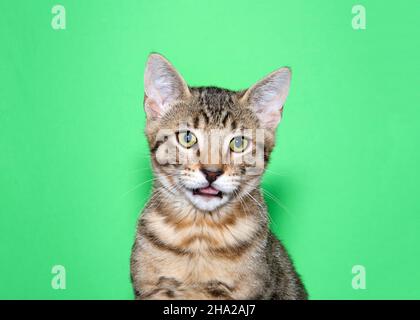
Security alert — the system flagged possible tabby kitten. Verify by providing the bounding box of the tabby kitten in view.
[130,53,307,300]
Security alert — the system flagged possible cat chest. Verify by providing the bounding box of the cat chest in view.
[156,250,245,288]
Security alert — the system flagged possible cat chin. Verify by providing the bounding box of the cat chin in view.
[184,189,230,212]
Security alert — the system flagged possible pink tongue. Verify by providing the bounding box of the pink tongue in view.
[199,186,219,195]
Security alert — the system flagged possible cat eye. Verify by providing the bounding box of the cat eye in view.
[177,130,197,148]
[229,136,249,153]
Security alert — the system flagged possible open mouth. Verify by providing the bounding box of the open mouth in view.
[192,186,223,198]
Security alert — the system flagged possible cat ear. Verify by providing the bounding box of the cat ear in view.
[240,67,291,130]
[144,53,191,120]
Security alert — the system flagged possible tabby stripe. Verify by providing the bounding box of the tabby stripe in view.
[140,219,191,256]
[221,111,230,127]
[140,288,173,299]
[193,116,200,128]
[151,141,162,153]
[206,287,232,299]
[201,111,209,124]
[210,225,267,259]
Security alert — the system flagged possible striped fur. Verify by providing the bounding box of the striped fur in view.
[130,54,307,300]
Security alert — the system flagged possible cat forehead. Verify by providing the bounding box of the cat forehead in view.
[159,87,258,129]
[192,87,238,106]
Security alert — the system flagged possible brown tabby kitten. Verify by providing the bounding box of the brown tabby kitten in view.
[130,53,307,300]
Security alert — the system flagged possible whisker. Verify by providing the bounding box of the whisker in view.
[128,167,152,174]
[121,172,179,199]
[120,177,159,199]
[260,188,292,216]
[237,182,280,228]
[264,169,289,177]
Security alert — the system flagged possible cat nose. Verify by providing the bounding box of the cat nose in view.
[201,168,223,184]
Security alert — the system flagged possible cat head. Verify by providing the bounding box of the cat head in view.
[143,53,291,212]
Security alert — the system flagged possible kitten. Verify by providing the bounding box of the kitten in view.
[130,53,307,300]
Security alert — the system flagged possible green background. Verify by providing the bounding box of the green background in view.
[0,0,419,299]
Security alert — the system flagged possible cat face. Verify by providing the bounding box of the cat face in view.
[143,54,291,212]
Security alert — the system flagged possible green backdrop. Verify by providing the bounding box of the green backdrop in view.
[0,0,419,299]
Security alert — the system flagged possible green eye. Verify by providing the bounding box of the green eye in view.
[230,136,248,153]
[177,131,197,148]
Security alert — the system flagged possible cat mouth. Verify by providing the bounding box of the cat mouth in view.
[192,186,223,198]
